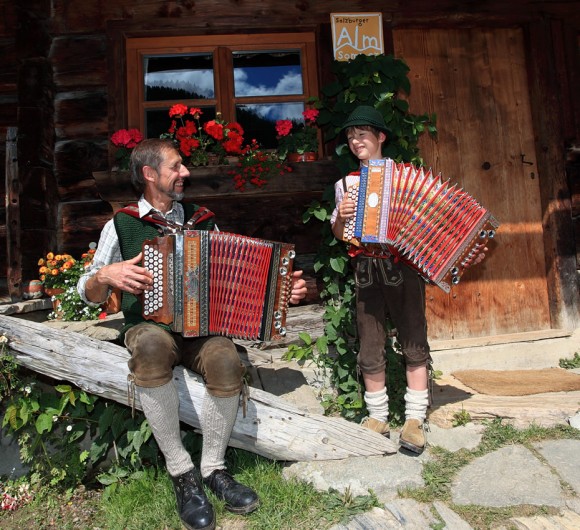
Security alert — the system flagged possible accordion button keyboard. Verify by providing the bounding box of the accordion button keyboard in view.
[143,245,165,315]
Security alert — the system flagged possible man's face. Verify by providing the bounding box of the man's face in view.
[153,148,190,200]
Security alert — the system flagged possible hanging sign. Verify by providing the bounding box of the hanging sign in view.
[331,13,384,61]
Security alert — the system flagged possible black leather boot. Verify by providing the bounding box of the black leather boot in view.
[172,468,215,530]
[203,469,259,514]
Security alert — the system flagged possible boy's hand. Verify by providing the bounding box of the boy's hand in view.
[289,270,307,304]
[338,198,356,220]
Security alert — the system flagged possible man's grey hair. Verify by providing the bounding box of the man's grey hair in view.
[129,138,178,192]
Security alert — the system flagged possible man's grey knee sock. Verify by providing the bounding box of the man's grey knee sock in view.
[200,392,240,478]
[138,382,193,477]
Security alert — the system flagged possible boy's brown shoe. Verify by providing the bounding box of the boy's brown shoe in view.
[399,418,426,454]
[361,417,390,438]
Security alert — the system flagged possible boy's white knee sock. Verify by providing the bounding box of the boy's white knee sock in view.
[364,387,389,423]
[404,387,429,421]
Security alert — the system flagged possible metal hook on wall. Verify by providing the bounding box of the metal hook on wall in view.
[520,154,534,165]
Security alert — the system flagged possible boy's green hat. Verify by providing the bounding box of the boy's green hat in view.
[341,105,390,134]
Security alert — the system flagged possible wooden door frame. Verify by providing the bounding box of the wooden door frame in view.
[525,19,579,330]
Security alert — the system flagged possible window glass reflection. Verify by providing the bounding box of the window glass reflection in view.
[236,103,304,149]
[144,54,214,101]
[233,51,302,97]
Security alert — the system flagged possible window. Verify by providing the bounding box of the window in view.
[126,33,319,149]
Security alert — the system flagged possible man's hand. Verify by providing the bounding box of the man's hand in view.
[86,252,153,304]
[98,252,153,294]
[289,270,307,304]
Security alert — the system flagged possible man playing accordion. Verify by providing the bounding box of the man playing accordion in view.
[78,138,307,530]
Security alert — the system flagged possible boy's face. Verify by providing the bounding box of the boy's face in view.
[346,126,386,162]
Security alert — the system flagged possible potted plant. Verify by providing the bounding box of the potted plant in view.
[228,139,291,191]
[160,105,245,166]
[38,252,77,297]
[275,108,320,162]
[38,248,107,321]
[110,128,144,170]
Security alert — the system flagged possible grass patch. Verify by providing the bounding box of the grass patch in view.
[207,450,380,530]
[451,504,561,529]
[1,449,379,530]
[559,352,580,369]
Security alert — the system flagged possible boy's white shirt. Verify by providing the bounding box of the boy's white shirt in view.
[330,172,361,226]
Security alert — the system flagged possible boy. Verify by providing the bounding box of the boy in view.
[330,105,432,453]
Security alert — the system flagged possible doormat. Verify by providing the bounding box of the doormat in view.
[450,368,580,396]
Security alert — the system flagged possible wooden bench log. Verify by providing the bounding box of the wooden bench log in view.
[0,314,396,461]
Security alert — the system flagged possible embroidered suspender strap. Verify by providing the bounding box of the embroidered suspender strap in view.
[117,203,182,232]
[117,203,215,231]
[117,203,169,227]
[184,206,215,228]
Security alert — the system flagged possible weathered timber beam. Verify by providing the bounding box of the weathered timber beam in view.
[0,315,396,461]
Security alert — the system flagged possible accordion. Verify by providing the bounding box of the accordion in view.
[342,159,499,292]
[140,230,296,340]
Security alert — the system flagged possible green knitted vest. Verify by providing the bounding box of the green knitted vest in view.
[114,202,216,340]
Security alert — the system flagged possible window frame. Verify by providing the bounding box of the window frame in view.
[125,32,320,139]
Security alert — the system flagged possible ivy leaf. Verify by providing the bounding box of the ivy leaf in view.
[36,413,54,434]
[313,208,328,221]
[315,335,328,355]
[329,257,345,273]
[298,332,312,346]
[129,429,144,453]
[98,403,116,434]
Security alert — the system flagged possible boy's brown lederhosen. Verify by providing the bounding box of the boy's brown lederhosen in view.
[341,174,432,374]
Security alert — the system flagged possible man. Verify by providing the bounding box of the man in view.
[78,138,307,530]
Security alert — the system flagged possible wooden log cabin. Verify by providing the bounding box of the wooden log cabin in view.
[0,0,578,346]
